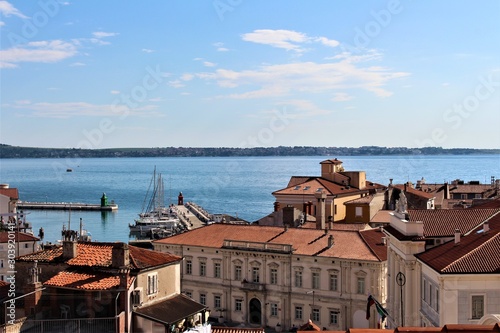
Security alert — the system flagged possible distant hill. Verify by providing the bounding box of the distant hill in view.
[1,144,499,158]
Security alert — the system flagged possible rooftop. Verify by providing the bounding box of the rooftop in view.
[155,224,386,262]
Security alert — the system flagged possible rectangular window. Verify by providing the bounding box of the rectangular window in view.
[214,295,221,309]
[200,262,206,276]
[312,272,320,289]
[329,274,338,291]
[252,267,260,283]
[235,265,242,281]
[295,271,302,288]
[0,260,3,268]
[235,299,242,312]
[186,260,192,275]
[461,194,468,200]
[423,279,428,302]
[312,308,320,322]
[355,207,363,217]
[147,273,158,295]
[334,205,337,215]
[185,291,192,299]
[214,262,221,278]
[270,268,278,285]
[329,311,339,325]
[472,295,484,319]
[270,303,278,316]
[429,284,433,307]
[200,294,206,305]
[357,277,365,294]
[295,306,303,320]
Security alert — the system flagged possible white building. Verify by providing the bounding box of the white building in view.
[383,193,500,327]
[153,223,388,330]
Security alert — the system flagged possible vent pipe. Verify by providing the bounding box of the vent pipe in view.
[454,229,461,244]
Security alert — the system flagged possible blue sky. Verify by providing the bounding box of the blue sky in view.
[1,0,499,149]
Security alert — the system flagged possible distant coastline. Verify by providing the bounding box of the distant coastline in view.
[1,144,499,159]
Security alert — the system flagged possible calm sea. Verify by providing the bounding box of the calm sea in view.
[0,155,499,244]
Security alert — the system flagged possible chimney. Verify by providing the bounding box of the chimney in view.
[112,243,130,268]
[444,182,450,200]
[328,235,334,248]
[483,221,490,233]
[315,191,327,230]
[454,229,461,244]
[389,179,393,187]
[63,241,78,259]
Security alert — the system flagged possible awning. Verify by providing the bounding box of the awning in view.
[134,294,208,325]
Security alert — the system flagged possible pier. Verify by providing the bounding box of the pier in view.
[18,201,118,211]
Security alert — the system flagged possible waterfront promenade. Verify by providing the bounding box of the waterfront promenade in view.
[18,201,118,211]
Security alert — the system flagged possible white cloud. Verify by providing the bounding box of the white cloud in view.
[0,1,28,18]
[0,40,78,68]
[92,31,118,39]
[277,99,331,118]
[242,29,308,52]
[110,90,120,95]
[142,48,154,53]
[315,37,340,48]
[213,42,229,52]
[168,80,185,88]
[0,21,5,26]
[70,62,86,67]
[198,55,409,99]
[180,74,194,81]
[203,61,216,67]
[241,29,340,53]
[7,101,161,118]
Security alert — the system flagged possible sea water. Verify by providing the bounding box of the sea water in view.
[0,155,498,243]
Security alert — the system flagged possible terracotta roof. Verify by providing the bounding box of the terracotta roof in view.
[274,178,380,197]
[309,324,500,333]
[320,159,343,165]
[472,197,500,209]
[344,195,374,205]
[44,270,133,290]
[416,212,500,274]
[0,231,39,243]
[134,294,207,325]
[359,228,388,261]
[394,185,435,200]
[17,242,182,269]
[155,224,385,262]
[370,210,392,224]
[0,188,19,200]
[299,319,321,331]
[408,209,500,237]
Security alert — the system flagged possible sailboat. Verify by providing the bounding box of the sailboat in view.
[129,167,180,233]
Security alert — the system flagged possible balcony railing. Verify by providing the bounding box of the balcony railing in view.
[240,280,266,291]
[223,240,292,254]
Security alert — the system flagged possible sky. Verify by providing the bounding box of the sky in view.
[1,0,499,149]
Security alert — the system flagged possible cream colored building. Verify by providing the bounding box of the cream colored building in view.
[383,193,500,327]
[154,223,388,330]
[271,159,386,224]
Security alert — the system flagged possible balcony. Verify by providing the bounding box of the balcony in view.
[240,280,266,291]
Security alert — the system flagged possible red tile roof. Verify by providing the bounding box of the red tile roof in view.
[44,270,134,290]
[17,242,182,269]
[394,184,435,200]
[0,231,39,243]
[416,212,500,274]
[408,209,500,237]
[320,159,343,165]
[359,228,388,261]
[212,328,265,333]
[155,224,385,262]
[310,324,500,333]
[370,210,392,224]
[345,195,375,205]
[0,188,19,200]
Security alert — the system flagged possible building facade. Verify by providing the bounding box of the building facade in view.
[154,223,388,330]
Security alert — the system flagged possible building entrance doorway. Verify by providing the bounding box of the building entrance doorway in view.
[249,298,262,325]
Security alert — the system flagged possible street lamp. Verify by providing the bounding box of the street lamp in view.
[396,272,406,327]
